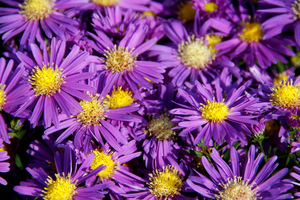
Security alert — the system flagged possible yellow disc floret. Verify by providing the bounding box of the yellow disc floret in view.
[104,87,134,109]
[205,34,223,54]
[146,113,176,141]
[204,2,218,13]
[178,35,216,70]
[104,45,137,73]
[92,0,119,7]
[239,22,263,43]
[148,166,183,199]
[292,0,300,19]
[178,2,196,22]
[0,84,6,111]
[201,100,229,122]
[42,173,76,200]
[90,150,117,180]
[216,177,258,200]
[20,0,55,21]
[77,94,107,126]
[29,64,65,96]
[270,80,300,109]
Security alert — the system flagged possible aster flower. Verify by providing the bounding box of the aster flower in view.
[82,141,145,200]
[191,0,232,20]
[215,13,295,69]
[291,159,300,199]
[15,38,95,128]
[0,0,80,46]
[170,78,258,146]
[148,19,238,87]
[88,23,165,99]
[14,146,112,199]
[125,164,196,200]
[44,70,141,151]
[0,139,10,185]
[0,58,27,143]
[187,145,293,199]
[258,0,300,47]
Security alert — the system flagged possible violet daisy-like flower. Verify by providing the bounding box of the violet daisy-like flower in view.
[215,14,295,69]
[125,163,196,200]
[0,139,10,185]
[0,58,27,143]
[0,0,79,46]
[170,78,258,146]
[88,23,165,99]
[149,20,238,87]
[187,145,293,199]
[15,38,95,128]
[291,159,300,199]
[258,0,300,47]
[14,146,112,200]
[191,0,232,20]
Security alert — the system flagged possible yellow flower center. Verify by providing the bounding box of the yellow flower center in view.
[92,0,119,6]
[204,2,218,13]
[178,2,196,22]
[273,72,288,88]
[216,177,258,200]
[148,166,183,199]
[270,80,300,109]
[146,113,176,141]
[291,115,300,119]
[178,35,215,70]
[29,64,65,96]
[201,100,229,122]
[0,84,6,111]
[42,173,76,200]
[239,22,263,43]
[104,45,137,73]
[90,150,117,180]
[77,94,107,126]
[205,34,223,54]
[19,0,54,21]
[104,87,134,109]
[292,0,300,19]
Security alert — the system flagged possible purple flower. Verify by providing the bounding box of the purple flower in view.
[0,58,27,143]
[192,0,232,20]
[15,38,95,128]
[0,139,10,185]
[291,160,300,199]
[215,13,295,69]
[88,23,165,99]
[0,0,80,46]
[170,78,258,146]
[14,146,112,199]
[258,0,300,47]
[149,20,238,87]
[187,145,293,199]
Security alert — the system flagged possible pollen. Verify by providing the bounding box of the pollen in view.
[0,84,6,111]
[148,165,183,199]
[270,80,300,109]
[178,35,215,70]
[146,113,176,141]
[178,2,196,22]
[104,87,134,109]
[239,22,263,43]
[77,94,107,126]
[216,177,258,200]
[92,0,119,7]
[205,34,223,54]
[204,2,218,13]
[104,45,137,73]
[29,64,65,96]
[90,150,117,180]
[292,0,300,19]
[19,0,54,21]
[201,100,229,122]
[42,173,76,200]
